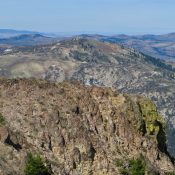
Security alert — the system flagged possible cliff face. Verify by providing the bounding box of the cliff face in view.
[0,79,174,175]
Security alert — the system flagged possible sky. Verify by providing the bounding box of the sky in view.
[0,0,174,35]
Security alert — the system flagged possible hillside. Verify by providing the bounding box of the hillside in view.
[101,34,175,61]
[0,37,175,156]
[81,33,175,61]
[0,79,174,174]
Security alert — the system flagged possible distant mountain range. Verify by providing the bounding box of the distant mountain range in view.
[0,34,59,46]
[1,29,175,60]
[0,29,58,39]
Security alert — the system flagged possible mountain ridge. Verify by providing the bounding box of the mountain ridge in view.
[1,29,175,60]
[0,34,58,46]
[0,29,56,39]
[78,33,175,60]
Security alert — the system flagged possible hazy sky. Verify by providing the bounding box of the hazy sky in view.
[0,0,174,35]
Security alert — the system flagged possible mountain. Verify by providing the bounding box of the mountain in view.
[2,30,175,60]
[0,34,58,46]
[0,37,175,156]
[81,33,175,61]
[0,79,174,174]
[0,29,41,39]
[0,29,58,39]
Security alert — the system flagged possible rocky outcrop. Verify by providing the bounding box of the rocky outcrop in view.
[45,65,65,82]
[0,79,174,174]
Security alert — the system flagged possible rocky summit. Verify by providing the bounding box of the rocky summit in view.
[0,79,174,175]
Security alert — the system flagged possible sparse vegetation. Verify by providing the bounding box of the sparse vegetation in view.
[0,113,5,126]
[165,172,175,175]
[116,156,146,175]
[115,159,124,167]
[25,153,51,175]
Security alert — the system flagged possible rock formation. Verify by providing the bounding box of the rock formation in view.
[0,79,174,174]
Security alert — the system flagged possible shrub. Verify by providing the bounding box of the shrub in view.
[117,156,146,175]
[165,172,175,175]
[0,113,5,126]
[128,157,145,175]
[25,153,51,175]
[116,159,124,167]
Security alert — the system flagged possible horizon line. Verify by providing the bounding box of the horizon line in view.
[0,28,175,36]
